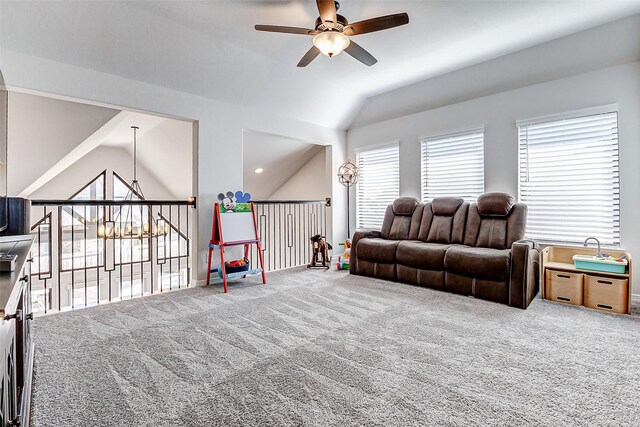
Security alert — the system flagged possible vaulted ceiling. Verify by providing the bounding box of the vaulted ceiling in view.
[243,130,325,199]
[8,92,192,199]
[2,1,640,129]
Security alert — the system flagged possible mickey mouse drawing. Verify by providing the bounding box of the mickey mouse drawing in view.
[218,192,237,212]
[217,191,252,212]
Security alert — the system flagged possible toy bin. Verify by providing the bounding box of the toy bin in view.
[584,275,628,314]
[219,261,250,278]
[545,269,584,305]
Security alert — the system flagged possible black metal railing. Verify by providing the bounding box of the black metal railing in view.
[249,200,329,272]
[30,199,195,315]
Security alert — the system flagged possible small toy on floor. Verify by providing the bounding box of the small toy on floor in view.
[336,239,351,270]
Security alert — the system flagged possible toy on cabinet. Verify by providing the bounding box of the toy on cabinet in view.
[336,239,351,270]
[541,245,633,314]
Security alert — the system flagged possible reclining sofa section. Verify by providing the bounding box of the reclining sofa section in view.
[350,193,540,309]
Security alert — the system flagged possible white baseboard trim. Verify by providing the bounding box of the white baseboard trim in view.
[194,279,208,287]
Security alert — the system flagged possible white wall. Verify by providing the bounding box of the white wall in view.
[242,131,325,200]
[7,91,119,195]
[130,118,193,199]
[28,145,175,201]
[0,50,347,283]
[269,147,328,201]
[348,62,640,296]
[8,92,194,200]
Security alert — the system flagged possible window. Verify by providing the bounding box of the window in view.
[421,129,484,201]
[356,144,399,230]
[61,172,106,271]
[518,110,620,246]
[114,172,143,201]
[30,213,52,277]
[70,171,105,201]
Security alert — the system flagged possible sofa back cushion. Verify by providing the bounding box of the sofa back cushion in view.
[463,193,527,249]
[380,197,423,240]
[477,192,515,216]
[417,197,468,244]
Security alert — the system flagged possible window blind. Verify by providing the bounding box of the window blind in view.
[518,111,620,246]
[356,144,399,230]
[421,129,484,201]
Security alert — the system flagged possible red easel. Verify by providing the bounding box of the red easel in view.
[206,202,266,293]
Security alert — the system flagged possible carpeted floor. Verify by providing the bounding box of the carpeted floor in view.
[31,268,640,427]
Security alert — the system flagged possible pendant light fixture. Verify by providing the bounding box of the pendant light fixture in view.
[312,31,350,57]
[98,126,169,239]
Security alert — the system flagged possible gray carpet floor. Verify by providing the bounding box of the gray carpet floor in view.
[31,268,640,427]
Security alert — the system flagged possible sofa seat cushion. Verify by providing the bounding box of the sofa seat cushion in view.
[396,241,451,270]
[356,238,401,264]
[444,246,511,281]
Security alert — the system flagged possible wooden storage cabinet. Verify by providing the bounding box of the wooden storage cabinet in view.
[0,235,35,426]
[584,275,628,314]
[0,318,17,426]
[545,270,584,305]
[541,245,632,314]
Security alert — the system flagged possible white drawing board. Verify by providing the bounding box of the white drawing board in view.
[219,211,257,243]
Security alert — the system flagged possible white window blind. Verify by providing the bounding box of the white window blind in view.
[356,144,399,230]
[518,111,620,246]
[421,129,484,201]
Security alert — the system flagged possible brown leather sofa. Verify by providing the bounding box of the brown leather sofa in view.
[350,193,539,309]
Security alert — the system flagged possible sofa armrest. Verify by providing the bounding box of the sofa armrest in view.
[349,229,381,274]
[509,240,540,309]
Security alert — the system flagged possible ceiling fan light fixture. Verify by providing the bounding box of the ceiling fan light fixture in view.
[255,2,408,67]
[313,31,350,57]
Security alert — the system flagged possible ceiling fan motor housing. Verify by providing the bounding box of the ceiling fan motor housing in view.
[315,14,349,32]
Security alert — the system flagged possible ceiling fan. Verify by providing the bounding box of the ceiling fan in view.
[255,0,409,67]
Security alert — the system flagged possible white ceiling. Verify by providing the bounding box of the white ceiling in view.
[3,1,640,129]
[87,109,194,198]
[7,91,119,196]
[352,13,640,127]
[8,92,193,198]
[99,113,167,147]
[243,130,324,199]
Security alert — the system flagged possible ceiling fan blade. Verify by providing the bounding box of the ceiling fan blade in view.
[345,41,377,66]
[316,0,337,28]
[343,13,409,36]
[297,46,321,67]
[255,25,318,35]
